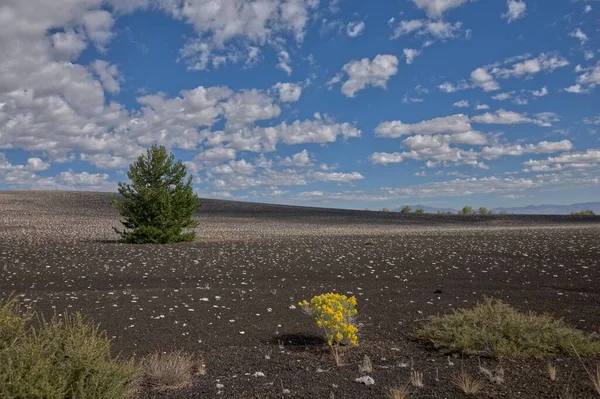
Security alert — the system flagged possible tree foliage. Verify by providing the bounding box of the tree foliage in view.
[415,208,424,215]
[400,205,412,214]
[571,210,596,216]
[112,145,201,244]
[459,206,473,215]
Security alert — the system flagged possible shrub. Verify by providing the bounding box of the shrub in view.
[459,206,473,215]
[571,210,596,216]
[381,208,391,212]
[112,144,201,244]
[141,351,194,389]
[478,207,493,215]
[299,293,359,365]
[0,302,138,399]
[400,205,412,214]
[414,298,600,359]
[415,208,424,215]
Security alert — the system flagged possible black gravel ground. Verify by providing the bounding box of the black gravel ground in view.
[1,191,600,398]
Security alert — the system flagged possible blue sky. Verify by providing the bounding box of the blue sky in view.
[0,0,599,210]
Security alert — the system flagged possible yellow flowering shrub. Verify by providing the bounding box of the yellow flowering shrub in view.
[298,293,359,347]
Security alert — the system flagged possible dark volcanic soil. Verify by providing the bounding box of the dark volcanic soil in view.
[1,191,600,398]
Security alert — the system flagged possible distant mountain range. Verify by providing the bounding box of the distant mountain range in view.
[394,202,600,215]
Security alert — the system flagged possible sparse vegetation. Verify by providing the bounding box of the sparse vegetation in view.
[592,364,600,395]
[547,362,558,381]
[414,298,600,359]
[459,206,474,215]
[381,208,392,212]
[452,369,484,395]
[0,298,138,399]
[415,208,424,215]
[571,210,596,216]
[112,144,201,244]
[358,355,373,374]
[141,351,195,389]
[400,205,412,214]
[410,370,423,387]
[387,384,411,399]
[478,207,493,215]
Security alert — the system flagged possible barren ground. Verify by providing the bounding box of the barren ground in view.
[1,191,600,398]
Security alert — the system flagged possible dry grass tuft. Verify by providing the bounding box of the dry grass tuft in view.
[142,351,194,389]
[410,370,423,388]
[387,384,411,399]
[452,369,484,395]
[358,355,373,374]
[591,364,600,395]
[479,362,504,384]
[547,362,558,381]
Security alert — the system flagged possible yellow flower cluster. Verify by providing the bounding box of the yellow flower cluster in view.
[298,293,359,346]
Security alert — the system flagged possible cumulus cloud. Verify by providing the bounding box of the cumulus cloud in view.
[564,61,600,94]
[570,28,588,45]
[502,0,526,23]
[330,54,399,97]
[346,21,365,37]
[531,86,548,97]
[472,109,559,126]
[410,0,477,19]
[273,82,302,102]
[491,53,569,79]
[391,19,462,42]
[453,100,469,108]
[523,149,600,172]
[470,68,500,91]
[376,114,473,137]
[403,48,422,65]
[90,60,121,94]
[279,149,313,167]
[277,50,293,75]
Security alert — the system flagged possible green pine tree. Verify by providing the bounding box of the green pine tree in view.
[112,145,201,244]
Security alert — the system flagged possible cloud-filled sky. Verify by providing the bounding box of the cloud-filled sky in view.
[0,0,599,209]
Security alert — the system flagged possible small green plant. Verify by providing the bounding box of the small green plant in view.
[298,293,359,366]
[459,206,473,215]
[571,210,596,216]
[400,205,412,214]
[414,298,600,359]
[112,144,201,244]
[415,208,424,215]
[0,299,138,399]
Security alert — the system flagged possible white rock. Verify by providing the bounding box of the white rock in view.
[355,376,375,385]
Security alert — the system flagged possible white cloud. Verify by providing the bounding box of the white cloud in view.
[438,81,470,93]
[480,140,573,159]
[502,0,526,23]
[212,159,255,175]
[273,82,302,103]
[403,48,422,65]
[472,109,559,126]
[471,68,500,91]
[369,152,405,165]
[90,60,121,94]
[570,28,588,45]
[523,149,600,172]
[25,158,51,171]
[376,114,473,137]
[391,19,462,41]
[531,86,548,97]
[584,5,592,13]
[475,104,490,110]
[205,116,361,153]
[492,91,514,100]
[82,10,115,51]
[277,51,292,76]
[279,149,313,167]
[453,100,469,108]
[312,171,364,182]
[50,30,88,61]
[195,148,237,165]
[331,54,399,97]
[491,53,569,79]
[583,116,600,125]
[410,0,476,19]
[346,21,365,37]
[570,61,600,92]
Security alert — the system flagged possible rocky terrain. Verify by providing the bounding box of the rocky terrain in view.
[1,191,599,398]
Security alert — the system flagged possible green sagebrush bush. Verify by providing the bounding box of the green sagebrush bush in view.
[415,298,600,359]
[0,299,138,399]
[112,144,201,244]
